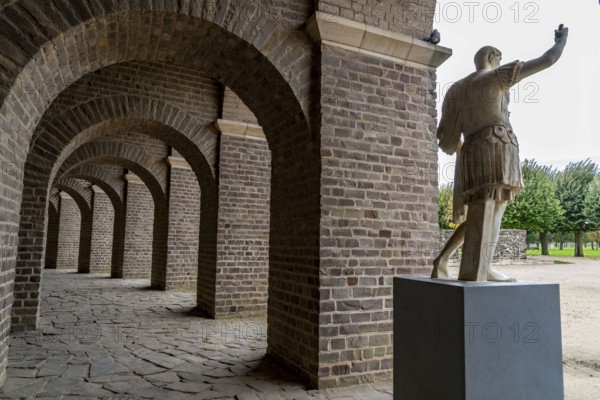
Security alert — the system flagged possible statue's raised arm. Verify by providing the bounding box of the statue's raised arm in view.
[518,24,569,81]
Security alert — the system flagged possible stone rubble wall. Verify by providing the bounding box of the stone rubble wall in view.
[438,229,528,263]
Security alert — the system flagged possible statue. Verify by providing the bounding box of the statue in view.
[432,25,569,282]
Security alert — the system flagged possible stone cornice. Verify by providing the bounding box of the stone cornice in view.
[91,185,104,193]
[306,11,452,69]
[124,174,143,185]
[167,156,192,170]
[215,119,266,140]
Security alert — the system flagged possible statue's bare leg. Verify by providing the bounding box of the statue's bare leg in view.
[432,222,465,278]
[458,199,496,281]
[487,202,516,282]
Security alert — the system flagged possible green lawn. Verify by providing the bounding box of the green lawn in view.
[527,246,600,258]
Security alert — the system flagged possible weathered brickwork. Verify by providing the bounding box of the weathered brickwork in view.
[439,229,528,263]
[44,202,60,269]
[90,188,114,274]
[215,133,271,317]
[317,44,439,387]
[318,0,435,38]
[122,179,155,280]
[166,160,200,291]
[56,195,80,269]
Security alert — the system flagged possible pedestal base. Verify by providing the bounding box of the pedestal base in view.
[393,278,564,400]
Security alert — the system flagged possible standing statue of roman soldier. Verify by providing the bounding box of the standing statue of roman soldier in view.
[432,25,569,281]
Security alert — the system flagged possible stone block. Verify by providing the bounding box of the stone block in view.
[394,277,564,400]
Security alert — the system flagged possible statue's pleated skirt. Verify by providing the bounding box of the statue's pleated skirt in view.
[461,126,524,204]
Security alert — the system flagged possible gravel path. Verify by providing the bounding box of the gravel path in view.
[501,258,600,399]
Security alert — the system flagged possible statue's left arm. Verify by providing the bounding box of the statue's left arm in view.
[519,24,569,80]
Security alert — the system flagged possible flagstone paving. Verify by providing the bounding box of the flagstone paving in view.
[1,270,392,399]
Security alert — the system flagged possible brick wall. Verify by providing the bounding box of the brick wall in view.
[317,43,439,387]
[55,179,95,274]
[215,132,271,317]
[122,178,155,279]
[222,87,259,124]
[56,194,81,269]
[166,159,200,291]
[90,187,114,274]
[317,0,435,38]
[44,202,60,269]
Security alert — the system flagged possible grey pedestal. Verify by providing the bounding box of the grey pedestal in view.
[393,278,564,400]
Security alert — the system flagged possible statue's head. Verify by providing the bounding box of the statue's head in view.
[474,46,502,70]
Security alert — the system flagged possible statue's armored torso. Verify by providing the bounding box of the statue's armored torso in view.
[458,61,522,137]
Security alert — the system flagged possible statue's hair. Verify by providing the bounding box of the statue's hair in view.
[474,46,501,70]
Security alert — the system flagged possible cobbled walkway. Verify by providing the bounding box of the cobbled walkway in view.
[1,270,392,399]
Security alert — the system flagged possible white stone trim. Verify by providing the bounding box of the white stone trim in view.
[306,11,452,69]
[59,191,72,200]
[215,119,266,140]
[124,174,143,184]
[167,156,192,170]
[91,185,104,193]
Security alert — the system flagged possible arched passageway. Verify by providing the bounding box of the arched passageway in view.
[1,0,445,390]
[5,5,320,385]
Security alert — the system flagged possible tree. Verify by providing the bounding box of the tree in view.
[555,159,598,257]
[438,184,454,229]
[502,160,563,255]
[584,175,600,230]
[552,231,573,250]
[526,231,540,249]
[587,231,600,250]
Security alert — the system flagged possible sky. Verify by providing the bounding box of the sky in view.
[433,1,600,183]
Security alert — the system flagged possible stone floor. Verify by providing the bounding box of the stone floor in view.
[1,270,392,399]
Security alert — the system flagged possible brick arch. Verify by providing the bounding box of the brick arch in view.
[33,95,217,187]
[61,164,127,278]
[57,141,167,203]
[58,141,170,286]
[2,2,320,383]
[0,3,313,127]
[16,113,213,328]
[13,140,171,331]
[63,164,125,204]
[20,100,214,301]
[49,190,61,213]
[54,178,93,210]
[32,100,220,318]
[53,178,94,274]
